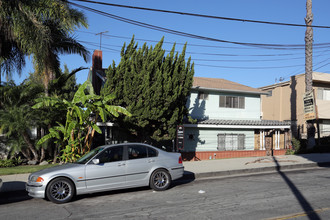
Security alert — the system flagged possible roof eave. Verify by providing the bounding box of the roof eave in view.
[183,124,290,129]
[192,86,267,95]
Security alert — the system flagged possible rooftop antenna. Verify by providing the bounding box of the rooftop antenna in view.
[95,31,108,50]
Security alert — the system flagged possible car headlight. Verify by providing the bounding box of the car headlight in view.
[30,176,44,183]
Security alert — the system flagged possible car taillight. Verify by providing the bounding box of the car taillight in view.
[178,156,182,164]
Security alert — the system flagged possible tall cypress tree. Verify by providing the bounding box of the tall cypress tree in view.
[102,36,194,143]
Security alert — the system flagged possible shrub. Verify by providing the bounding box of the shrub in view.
[12,156,23,166]
[0,159,15,168]
[285,149,295,155]
[291,137,301,153]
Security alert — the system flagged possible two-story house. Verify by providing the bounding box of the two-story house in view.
[181,77,291,160]
[259,72,330,139]
[88,50,291,160]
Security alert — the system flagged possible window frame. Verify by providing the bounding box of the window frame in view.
[127,144,159,160]
[96,146,124,163]
[198,92,209,100]
[217,133,245,151]
[219,95,245,109]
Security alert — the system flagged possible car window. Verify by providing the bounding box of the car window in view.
[128,145,147,160]
[76,146,104,164]
[147,147,158,157]
[97,146,123,163]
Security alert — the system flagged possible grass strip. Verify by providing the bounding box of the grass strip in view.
[0,164,58,176]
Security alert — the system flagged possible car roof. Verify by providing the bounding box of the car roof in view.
[102,142,159,150]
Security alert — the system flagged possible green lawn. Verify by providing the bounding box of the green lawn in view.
[0,164,58,176]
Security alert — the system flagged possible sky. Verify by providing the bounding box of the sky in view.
[10,0,330,88]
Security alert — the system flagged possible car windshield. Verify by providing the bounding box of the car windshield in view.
[75,147,105,164]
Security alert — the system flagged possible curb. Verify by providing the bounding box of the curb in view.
[182,161,330,180]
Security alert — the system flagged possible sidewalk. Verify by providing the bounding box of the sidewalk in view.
[182,153,330,179]
[1,153,330,193]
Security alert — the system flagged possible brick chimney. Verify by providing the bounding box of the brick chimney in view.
[92,50,102,70]
[92,50,103,94]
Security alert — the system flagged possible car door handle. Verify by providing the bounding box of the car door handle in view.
[148,159,155,163]
[118,163,126,166]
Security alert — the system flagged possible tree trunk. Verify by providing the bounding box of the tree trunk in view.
[21,148,32,161]
[53,145,58,163]
[40,147,45,162]
[305,0,313,92]
[22,131,39,161]
[305,0,315,149]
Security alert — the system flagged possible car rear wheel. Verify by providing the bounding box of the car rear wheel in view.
[46,177,75,204]
[150,169,171,191]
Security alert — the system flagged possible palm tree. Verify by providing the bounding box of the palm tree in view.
[0,0,89,85]
[33,20,90,96]
[0,81,44,161]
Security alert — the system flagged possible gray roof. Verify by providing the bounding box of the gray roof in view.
[198,119,291,126]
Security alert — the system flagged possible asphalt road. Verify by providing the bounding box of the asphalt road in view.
[1,167,330,220]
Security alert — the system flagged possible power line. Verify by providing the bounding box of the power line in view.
[80,37,330,64]
[78,36,330,62]
[69,2,330,49]
[195,63,304,69]
[71,0,330,29]
[280,55,330,81]
[77,30,330,52]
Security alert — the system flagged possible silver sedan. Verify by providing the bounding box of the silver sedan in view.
[26,143,184,203]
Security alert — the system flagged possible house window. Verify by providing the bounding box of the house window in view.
[219,96,245,109]
[217,134,245,151]
[198,92,209,100]
[317,88,330,100]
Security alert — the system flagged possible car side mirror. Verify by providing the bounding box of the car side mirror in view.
[92,159,100,165]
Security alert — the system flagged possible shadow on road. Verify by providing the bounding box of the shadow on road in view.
[73,176,195,203]
[0,191,32,205]
[272,156,320,220]
[0,181,32,205]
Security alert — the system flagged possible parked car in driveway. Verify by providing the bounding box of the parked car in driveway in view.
[26,143,184,203]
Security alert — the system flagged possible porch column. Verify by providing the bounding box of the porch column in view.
[260,130,265,150]
[275,130,280,150]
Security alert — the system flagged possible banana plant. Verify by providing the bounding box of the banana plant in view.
[33,81,131,162]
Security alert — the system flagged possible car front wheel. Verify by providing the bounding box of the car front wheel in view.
[46,177,75,204]
[150,169,172,191]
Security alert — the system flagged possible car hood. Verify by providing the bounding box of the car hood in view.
[31,163,84,177]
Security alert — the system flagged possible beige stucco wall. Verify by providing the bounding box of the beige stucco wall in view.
[294,75,306,132]
[260,75,305,136]
[262,83,292,121]
[260,72,330,138]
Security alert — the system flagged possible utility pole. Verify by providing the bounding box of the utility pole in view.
[305,0,313,92]
[95,31,108,50]
[305,0,316,148]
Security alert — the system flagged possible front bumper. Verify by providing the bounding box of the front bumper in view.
[26,183,46,199]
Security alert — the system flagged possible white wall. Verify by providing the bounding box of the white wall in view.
[187,90,261,120]
[183,127,255,152]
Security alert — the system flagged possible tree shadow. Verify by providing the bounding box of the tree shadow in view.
[182,95,208,161]
[272,156,321,220]
[189,95,208,121]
